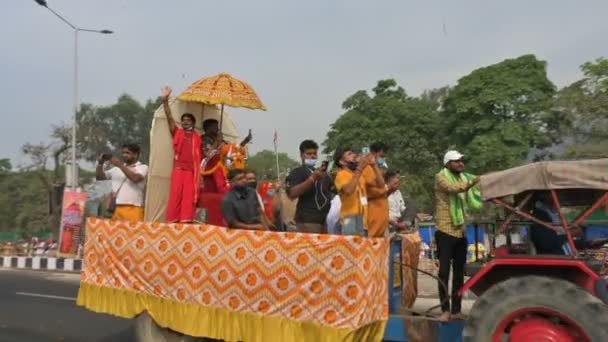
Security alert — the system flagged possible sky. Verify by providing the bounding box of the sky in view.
[1,0,607,168]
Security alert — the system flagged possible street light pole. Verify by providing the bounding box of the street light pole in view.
[72,29,79,190]
[34,0,113,190]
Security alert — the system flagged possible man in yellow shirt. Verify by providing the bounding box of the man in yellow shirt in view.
[434,150,480,321]
[333,147,384,236]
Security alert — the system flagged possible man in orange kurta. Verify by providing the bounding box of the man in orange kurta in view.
[161,86,202,223]
[365,142,390,237]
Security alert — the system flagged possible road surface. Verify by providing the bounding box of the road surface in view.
[0,268,473,341]
[0,268,133,342]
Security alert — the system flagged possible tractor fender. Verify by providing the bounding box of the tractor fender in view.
[459,257,600,298]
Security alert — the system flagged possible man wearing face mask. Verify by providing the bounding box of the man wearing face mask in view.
[245,169,265,212]
[333,147,384,236]
[365,142,390,237]
[285,140,332,234]
[221,169,270,231]
[161,86,202,223]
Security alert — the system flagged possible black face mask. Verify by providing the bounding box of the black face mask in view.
[248,182,258,189]
[233,185,248,193]
[347,161,358,171]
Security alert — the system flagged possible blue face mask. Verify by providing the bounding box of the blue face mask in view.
[377,158,386,166]
[304,159,317,168]
[267,190,275,197]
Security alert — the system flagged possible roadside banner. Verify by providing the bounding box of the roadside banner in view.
[58,191,87,257]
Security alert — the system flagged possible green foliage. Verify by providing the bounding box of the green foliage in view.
[0,168,95,236]
[0,170,51,234]
[556,57,608,159]
[582,57,608,90]
[324,55,578,210]
[0,159,11,173]
[77,94,159,163]
[246,150,300,180]
[441,54,557,173]
[324,79,445,209]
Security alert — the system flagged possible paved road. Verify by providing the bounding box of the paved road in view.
[0,269,133,342]
[0,268,473,341]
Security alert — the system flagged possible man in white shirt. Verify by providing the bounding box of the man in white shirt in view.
[386,170,407,232]
[96,143,148,222]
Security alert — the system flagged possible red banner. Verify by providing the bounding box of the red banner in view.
[58,191,87,257]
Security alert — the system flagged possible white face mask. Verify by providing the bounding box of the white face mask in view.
[304,159,317,168]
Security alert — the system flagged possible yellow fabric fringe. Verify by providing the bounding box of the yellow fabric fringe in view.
[77,283,386,342]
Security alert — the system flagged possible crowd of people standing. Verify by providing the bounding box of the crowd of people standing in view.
[95,86,484,322]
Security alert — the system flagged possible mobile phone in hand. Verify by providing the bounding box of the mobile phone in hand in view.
[321,160,329,171]
[102,153,112,161]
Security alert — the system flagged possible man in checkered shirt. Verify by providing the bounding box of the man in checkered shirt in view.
[434,151,480,321]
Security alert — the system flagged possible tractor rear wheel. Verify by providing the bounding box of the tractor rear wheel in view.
[464,275,608,342]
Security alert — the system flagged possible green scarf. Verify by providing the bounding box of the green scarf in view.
[441,168,483,226]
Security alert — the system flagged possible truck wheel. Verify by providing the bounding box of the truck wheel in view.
[134,312,187,342]
[464,275,608,342]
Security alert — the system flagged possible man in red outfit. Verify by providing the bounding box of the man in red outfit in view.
[161,86,202,223]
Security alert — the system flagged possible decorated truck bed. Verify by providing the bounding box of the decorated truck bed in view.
[76,218,389,341]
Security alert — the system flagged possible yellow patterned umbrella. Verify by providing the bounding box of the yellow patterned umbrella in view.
[177,73,266,133]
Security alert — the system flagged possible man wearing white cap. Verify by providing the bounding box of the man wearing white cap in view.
[434,150,481,321]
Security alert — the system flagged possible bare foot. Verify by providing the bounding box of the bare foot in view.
[451,313,466,320]
[437,312,450,322]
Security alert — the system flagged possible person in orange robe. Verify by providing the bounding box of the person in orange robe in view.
[364,142,390,237]
[161,86,202,223]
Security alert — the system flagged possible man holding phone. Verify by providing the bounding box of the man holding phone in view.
[285,140,332,234]
[364,142,390,237]
[96,143,148,222]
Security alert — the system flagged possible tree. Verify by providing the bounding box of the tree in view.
[76,94,159,163]
[441,54,558,173]
[0,170,50,235]
[324,79,445,210]
[12,122,93,237]
[0,158,11,174]
[18,139,65,238]
[555,57,608,159]
[246,150,300,180]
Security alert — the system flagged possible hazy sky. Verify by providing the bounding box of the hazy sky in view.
[2,0,607,167]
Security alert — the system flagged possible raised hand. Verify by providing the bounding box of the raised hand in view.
[161,86,172,101]
[358,156,370,169]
